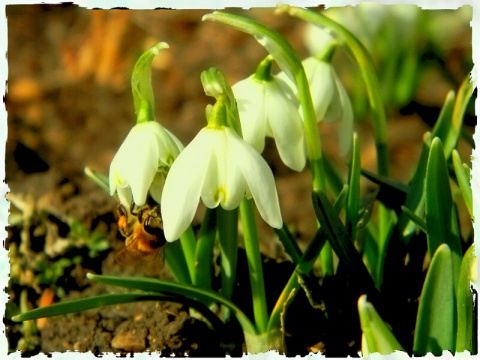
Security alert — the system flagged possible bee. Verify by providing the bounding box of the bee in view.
[115,202,166,276]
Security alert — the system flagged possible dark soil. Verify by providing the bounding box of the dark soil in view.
[4,4,473,357]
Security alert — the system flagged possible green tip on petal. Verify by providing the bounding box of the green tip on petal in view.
[254,55,274,82]
[207,98,228,128]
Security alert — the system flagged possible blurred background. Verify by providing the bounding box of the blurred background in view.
[4,4,475,355]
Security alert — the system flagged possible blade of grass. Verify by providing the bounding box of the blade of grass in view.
[194,207,217,289]
[452,149,473,219]
[312,191,379,298]
[165,239,191,284]
[346,133,361,242]
[413,244,456,356]
[456,244,477,353]
[358,294,404,356]
[12,293,225,334]
[87,273,257,335]
[425,137,462,289]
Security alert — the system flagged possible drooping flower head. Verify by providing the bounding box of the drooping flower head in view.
[232,56,306,172]
[278,42,354,156]
[161,99,282,242]
[109,121,183,208]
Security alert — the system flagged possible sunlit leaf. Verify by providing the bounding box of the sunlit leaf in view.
[413,244,456,356]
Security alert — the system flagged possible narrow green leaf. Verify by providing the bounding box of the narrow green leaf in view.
[13,292,226,335]
[87,273,257,335]
[452,149,473,219]
[444,76,474,158]
[358,294,404,356]
[414,244,456,356]
[425,137,462,285]
[456,244,477,353]
[399,89,455,242]
[217,207,239,301]
[275,224,302,265]
[165,239,191,284]
[400,206,427,233]
[312,191,379,298]
[194,207,217,289]
[84,167,110,193]
[346,133,361,242]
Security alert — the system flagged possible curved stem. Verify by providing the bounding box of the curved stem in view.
[203,11,326,192]
[281,6,389,177]
[240,198,268,334]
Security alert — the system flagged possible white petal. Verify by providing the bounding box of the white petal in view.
[221,128,248,210]
[335,74,354,156]
[303,58,335,122]
[265,79,306,172]
[161,129,212,241]
[230,133,282,229]
[233,77,267,152]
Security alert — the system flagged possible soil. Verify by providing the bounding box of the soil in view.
[4,4,474,358]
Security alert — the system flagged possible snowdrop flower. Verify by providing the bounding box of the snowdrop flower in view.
[232,56,306,172]
[109,121,183,208]
[161,100,282,242]
[304,56,354,156]
[278,52,354,156]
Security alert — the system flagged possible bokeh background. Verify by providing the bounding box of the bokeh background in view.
[5,4,475,355]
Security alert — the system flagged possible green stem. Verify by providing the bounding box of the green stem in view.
[281,6,389,177]
[217,207,239,300]
[194,207,217,289]
[180,226,197,283]
[165,240,191,284]
[240,198,268,334]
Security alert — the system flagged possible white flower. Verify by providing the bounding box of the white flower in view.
[304,57,354,156]
[161,125,282,241]
[279,57,354,156]
[232,75,306,172]
[109,121,183,208]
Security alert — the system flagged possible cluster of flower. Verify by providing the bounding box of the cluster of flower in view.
[109,37,353,243]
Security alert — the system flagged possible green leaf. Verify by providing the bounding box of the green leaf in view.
[12,292,226,335]
[413,244,456,356]
[194,207,217,290]
[399,90,454,242]
[217,207,239,300]
[444,76,474,158]
[87,273,257,335]
[84,166,110,193]
[165,240,191,284]
[346,133,361,242]
[456,244,477,353]
[312,191,379,298]
[452,149,473,219]
[425,137,462,286]
[358,295,404,356]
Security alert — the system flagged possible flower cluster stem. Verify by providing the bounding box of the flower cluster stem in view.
[240,198,268,334]
[180,226,197,284]
[217,207,239,300]
[194,207,217,289]
[280,6,389,177]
